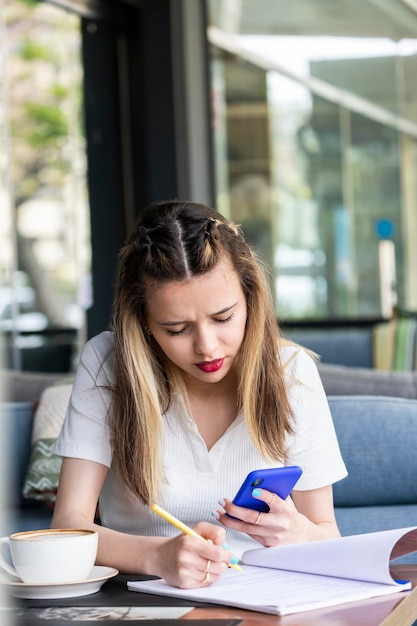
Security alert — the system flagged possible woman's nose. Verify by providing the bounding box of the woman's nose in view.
[193,326,217,356]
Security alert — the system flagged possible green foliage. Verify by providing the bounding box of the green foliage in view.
[20,38,56,63]
[49,84,68,100]
[24,103,68,147]
[17,0,39,7]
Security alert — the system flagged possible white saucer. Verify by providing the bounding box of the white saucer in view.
[1,566,119,599]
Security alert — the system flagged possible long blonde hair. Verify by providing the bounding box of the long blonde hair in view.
[110,200,294,504]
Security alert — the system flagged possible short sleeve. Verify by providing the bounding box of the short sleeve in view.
[281,346,348,490]
[53,332,114,467]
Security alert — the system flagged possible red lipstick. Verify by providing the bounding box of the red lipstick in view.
[195,358,224,373]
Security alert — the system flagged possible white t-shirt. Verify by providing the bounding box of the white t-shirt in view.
[54,331,347,556]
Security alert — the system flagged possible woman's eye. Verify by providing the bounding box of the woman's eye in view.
[167,327,186,336]
[216,313,234,324]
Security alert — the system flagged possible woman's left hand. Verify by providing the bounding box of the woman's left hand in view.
[214,488,309,547]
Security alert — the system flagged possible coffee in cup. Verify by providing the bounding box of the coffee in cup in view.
[0,528,98,584]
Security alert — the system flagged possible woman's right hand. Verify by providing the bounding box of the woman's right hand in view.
[52,459,235,588]
[153,521,233,588]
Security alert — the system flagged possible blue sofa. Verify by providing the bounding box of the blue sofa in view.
[1,371,417,565]
[1,370,69,536]
[286,327,374,368]
[2,400,53,535]
[329,396,417,563]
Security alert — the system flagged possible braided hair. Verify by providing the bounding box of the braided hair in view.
[110,200,293,503]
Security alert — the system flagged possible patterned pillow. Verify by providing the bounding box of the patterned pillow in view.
[22,383,72,503]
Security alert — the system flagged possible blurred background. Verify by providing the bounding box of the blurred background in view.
[1,0,416,373]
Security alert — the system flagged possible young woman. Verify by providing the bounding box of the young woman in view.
[52,200,347,589]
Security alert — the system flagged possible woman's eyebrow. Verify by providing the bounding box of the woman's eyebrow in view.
[159,320,187,327]
[212,302,238,316]
[159,302,238,327]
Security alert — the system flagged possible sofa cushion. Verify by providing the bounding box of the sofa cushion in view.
[1,402,36,509]
[319,363,417,399]
[335,504,417,537]
[329,396,417,507]
[1,369,72,403]
[22,383,72,502]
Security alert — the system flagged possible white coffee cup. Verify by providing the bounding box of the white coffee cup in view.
[0,528,98,584]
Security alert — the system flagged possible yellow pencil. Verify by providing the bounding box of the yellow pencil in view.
[151,503,243,572]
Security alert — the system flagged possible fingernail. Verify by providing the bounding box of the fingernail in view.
[211,510,220,520]
[252,488,262,497]
[221,542,229,549]
[218,498,226,508]
[230,556,239,565]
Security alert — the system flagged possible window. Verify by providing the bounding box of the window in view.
[206,0,417,320]
[1,0,90,369]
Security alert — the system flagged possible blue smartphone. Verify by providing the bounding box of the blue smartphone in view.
[231,466,303,514]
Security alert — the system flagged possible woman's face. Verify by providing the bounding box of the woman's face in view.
[146,257,247,387]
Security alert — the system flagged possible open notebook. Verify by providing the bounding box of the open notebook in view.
[128,526,417,616]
